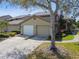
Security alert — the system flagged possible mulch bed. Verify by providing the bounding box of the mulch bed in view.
[27,46,71,59]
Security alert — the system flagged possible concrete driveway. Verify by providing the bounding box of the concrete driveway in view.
[1,34,78,59]
[0,36,45,59]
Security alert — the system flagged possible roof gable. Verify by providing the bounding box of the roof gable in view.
[20,16,49,25]
[20,15,50,24]
[9,15,50,25]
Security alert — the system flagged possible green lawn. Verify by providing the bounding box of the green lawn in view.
[62,31,79,41]
[56,42,79,54]
[27,42,79,59]
[77,32,79,35]
[62,35,74,40]
[38,42,79,53]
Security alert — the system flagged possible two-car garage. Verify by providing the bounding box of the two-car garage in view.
[22,25,50,36]
[21,16,50,36]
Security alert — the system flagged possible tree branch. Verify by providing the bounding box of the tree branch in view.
[51,0,56,3]
[35,2,49,9]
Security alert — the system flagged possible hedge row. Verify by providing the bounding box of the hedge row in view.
[0,32,16,38]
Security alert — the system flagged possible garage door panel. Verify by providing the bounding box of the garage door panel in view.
[23,25,33,35]
[37,25,50,36]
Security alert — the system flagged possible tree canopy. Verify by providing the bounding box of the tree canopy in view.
[0,0,79,18]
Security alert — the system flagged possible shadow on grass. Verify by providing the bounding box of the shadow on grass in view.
[51,46,71,59]
[27,46,71,59]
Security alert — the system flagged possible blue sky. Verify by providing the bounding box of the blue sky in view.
[0,1,56,17]
[0,7,44,17]
[0,2,43,17]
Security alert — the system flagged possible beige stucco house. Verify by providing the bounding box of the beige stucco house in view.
[8,15,50,36]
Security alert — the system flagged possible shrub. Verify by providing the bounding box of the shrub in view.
[46,36,51,40]
[0,33,9,38]
[77,32,79,35]
[12,30,20,34]
[4,34,9,38]
[8,32,16,37]
[0,32,17,38]
[62,33,67,37]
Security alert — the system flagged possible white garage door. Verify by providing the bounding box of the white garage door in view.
[23,25,33,35]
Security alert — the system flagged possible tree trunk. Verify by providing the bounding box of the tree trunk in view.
[47,0,59,50]
[48,1,56,50]
[66,21,68,31]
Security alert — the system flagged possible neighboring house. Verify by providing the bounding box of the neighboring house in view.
[0,15,12,21]
[8,15,30,32]
[0,15,12,32]
[8,15,50,36]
